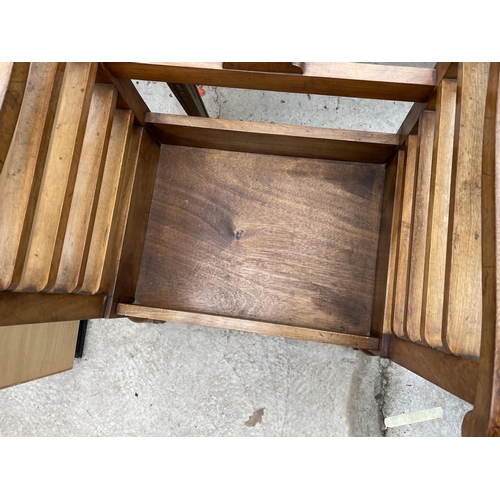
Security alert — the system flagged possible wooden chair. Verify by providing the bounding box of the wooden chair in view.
[1,62,498,436]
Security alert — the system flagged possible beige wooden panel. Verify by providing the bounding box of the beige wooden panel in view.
[0,321,79,390]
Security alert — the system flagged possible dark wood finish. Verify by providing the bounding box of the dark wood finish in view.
[0,62,30,174]
[422,79,457,348]
[222,62,305,74]
[52,84,117,293]
[0,292,106,327]
[146,113,400,164]
[371,153,397,335]
[406,111,435,342]
[106,62,436,102]
[462,62,500,437]
[112,128,160,307]
[0,63,59,291]
[388,335,478,405]
[167,83,209,117]
[16,63,98,293]
[117,304,380,350]
[392,135,419,338]
[444,63,489,359]
[134,145,385,335]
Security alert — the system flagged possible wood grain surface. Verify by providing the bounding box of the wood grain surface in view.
[145,113,400,164]
[0,63,59,290]
[117,304,380,349]
[422,79,457,348]
[444,63,489,358]
[392,135,419,338]
[0,62,30,174]
[135,145,384,334]
[406,111,436,342]
[16,63,97,292]
[106,62,436,102]
[0,320,79,389]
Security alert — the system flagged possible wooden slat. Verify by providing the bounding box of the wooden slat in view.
[397,63,457,142]
[98,63,149,125]
[0,62,30,174]
[15,63,98,292]
[0,291,106,327]
[444,63,490,358]
[117,304,380,350]
[0,63,59,291]
[7,64,67,291]
[79,109,134,294]
[106,62,436,102]
[422,80,458,348]
[100,126,142,294]
[406,111,436,342]
[462,62,500,436]
[371,150,406,334]
[388,335,478,405]
[0,321,79,390]
[52,84,117,293]
[392,135,419,338]
[112,129,160,309]
[146,113,400,164]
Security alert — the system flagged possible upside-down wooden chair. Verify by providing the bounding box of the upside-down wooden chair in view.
[0,62,498,436]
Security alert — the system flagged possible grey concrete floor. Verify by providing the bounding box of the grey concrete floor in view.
[0,63,472,436]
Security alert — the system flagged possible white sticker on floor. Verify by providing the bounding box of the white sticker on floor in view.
[384,407,443,428]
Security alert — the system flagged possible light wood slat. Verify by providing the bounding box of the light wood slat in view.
[52,84,117,293]
[463,62,500,436]
[0,63,59,291]
[0,62,30,174]
[146,113,400,164]
[79,109,134,294]
[99,127,143,294]
[0,320,79,390]
[15,63,98,292]
[444,63,490,359]
[371,150,406,334]
[422,79,458,348]
[106,62,436,102]
[7,65,67,291]
[0,291,106,327]
[406,111,436,342]
[392,135,419,338]
[116,304,380,350]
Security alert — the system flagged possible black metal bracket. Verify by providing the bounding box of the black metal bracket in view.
[75,320,88,358]
[167,83,209,117]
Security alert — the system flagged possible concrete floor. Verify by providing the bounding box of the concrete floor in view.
[0,63,472,436]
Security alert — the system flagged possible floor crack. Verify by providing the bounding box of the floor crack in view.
[376,358,390,437]
[214,86,222,118]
